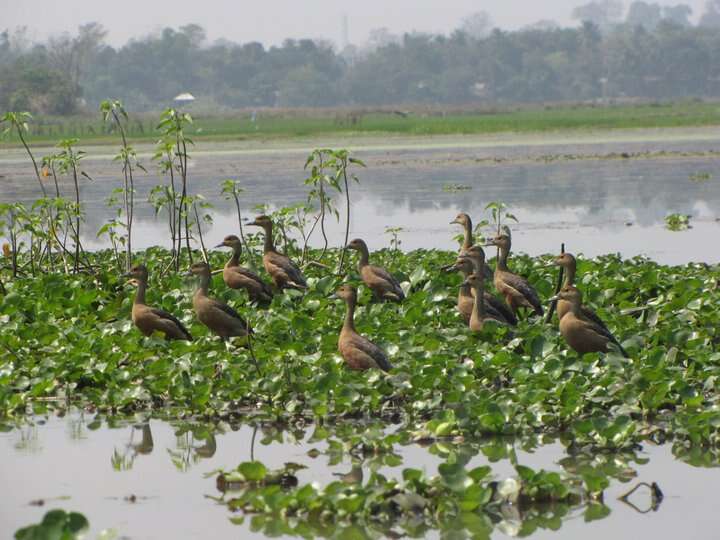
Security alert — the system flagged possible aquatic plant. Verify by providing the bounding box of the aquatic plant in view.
[157,108,194,270]
[1,112,46,197]
[14,509,89,540]
[664,213,691,231]
[100,100,144,272]
[442,183,472,192]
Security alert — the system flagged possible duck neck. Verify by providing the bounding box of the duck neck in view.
[262,224,274,253]
[134,278,147,306]
[567,299,582,316]
[196,272,210,296]
[496,244,510,271]
[343,297,356,332]
[462,219,473,249]
[562,263,576,287]
[228,245,241,267]
[357,244,370,268]
[459,266,472,297]
[472,276,486,319]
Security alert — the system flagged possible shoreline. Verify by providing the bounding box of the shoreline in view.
[0,125,718,163]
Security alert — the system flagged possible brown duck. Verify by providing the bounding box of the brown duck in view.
[215,235,273,304]
[336,284,393,372]
[550,286,628,357]
[249,215,307,291]
[456,246,517,325]
[346,238,405,302]
[552,252,611,332]
[485,231,543,317]
[125,264,192,341]
[188,262,252,340]
[448,212,493,279]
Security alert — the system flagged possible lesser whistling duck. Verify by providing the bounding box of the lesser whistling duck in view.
[188,262,252,340]
[551,253,612,331]
[550,286,628,357]
[336,284,393,372]
[125,264,192,341]
[485,231,544,318]
[215,235,273,304]
[458,245,517,326]
[346,238,405,302]
[449,212,493,279]
[249,215,307,291]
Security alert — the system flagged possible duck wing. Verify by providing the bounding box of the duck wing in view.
[500,272,544,316]
[347,333,393,372]
[579,310,627,357]
[265,252,307,289]
[225,266,273,299]
[366,265,405,300]
[484,293,517,326]
[208,299,253,334]
[149,308,193,341]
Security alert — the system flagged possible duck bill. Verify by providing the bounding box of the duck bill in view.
[449,219,460,225]
[548,295,560,303]
[460,278,472,287]
[213,242,225,248]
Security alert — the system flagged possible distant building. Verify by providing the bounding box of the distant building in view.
[173,93,196,107]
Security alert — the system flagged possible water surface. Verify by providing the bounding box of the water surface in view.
[1,132,719,264]
[2,412,718,539]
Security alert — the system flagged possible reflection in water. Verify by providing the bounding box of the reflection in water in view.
[2,411,719,539]
[618,482,664,514]
[2,139,720,264]
[112,424,155,471]
[13,423,41,453]
[168,423,218,472]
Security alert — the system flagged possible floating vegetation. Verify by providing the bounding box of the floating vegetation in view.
[2,246,720,459]
[442,183,472,192]
[14,509,89,540]
[664,213,691,231]
[211,459,593,534]
[689,172,712,182]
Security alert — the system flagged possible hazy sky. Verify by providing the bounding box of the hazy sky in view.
[2,0,709,47]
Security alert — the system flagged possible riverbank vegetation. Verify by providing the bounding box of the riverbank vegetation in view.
[1,101,719,147]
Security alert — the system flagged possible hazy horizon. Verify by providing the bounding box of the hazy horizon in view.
[2,0,709,48]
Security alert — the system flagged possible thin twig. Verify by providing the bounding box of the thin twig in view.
[544,242,565,324]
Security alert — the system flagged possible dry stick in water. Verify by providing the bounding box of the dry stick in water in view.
[544,242,565,324]
[618,481,664,513]
[193,203,209,264]
[245,319,262,378]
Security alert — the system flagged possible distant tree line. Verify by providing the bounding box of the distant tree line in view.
[2,1,720,115]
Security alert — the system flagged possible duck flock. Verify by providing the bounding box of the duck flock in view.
[126,212,628,372]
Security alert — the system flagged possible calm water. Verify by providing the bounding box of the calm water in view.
[2,412,718,539]
[1,132,719,264]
